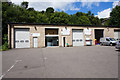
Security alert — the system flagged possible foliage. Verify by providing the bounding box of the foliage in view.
[2,2,102,28]
[108,6,120,26]
[77,16,91,25]
[87,11,101,25]
[87,11,91,16]
[69,14,78,24]
[102,6,120,26]
[21,1,28,9]
[1,42,8,51]
[3,34,8,43]
[50,11,70,24]
[46,7,54,14]
[1,34,8,51]
[27,8,34,11]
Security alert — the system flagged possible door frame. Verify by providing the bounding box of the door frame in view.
[94,29,104,43]
[33,37,38,48]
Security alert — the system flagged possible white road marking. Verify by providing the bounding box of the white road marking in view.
[0,60,22,80]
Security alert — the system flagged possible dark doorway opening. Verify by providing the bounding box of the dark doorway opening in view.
[63,37,66,47]
[95,29,104,43]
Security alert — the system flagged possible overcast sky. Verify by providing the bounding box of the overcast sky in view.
[10,0,120,19]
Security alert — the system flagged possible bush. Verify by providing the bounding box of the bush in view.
[1,34,9,51]
[3,34,8,44]
[2,42,8,51]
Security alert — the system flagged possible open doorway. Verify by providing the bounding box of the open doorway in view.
[95,29,104,43]
[45,28,59,47]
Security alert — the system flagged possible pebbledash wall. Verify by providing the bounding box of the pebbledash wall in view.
[8,23,120,48]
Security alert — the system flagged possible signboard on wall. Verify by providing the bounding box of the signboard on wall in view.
[31,33,40,36]
[61,28,70,35]
[84,29,92,35]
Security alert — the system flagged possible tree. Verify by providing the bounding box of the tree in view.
[76,12,85,16]
[27,8,34,11]
[88,15,101,25]
[50,11,69,24]
[77,16,91,25]
[46,7,54,14]
[87,11,91,16]
[69,14,78,24]
[108,5,120,26]
[21,1,28,9]
[36,13,49,23]
[41,10,45,14]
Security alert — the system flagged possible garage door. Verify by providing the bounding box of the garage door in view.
[72,30,84,46]
[114,30,120,40]
[15,29,30,48]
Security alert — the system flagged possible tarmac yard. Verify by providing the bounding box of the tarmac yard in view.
[2,46,118,78]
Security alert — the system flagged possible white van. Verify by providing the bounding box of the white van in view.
[100,37,116,46]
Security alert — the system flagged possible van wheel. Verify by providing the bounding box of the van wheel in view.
[110,43,113,46]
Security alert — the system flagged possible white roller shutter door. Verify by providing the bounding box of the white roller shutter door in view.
[15,29,30,48]
[72,30,84,46]
[114,30,120,40]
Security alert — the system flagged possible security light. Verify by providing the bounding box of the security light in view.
[34,26,37,30]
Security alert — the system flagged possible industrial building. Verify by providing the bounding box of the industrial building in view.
[8,23,120,48]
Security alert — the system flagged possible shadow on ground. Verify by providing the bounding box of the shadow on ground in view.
[116,49,120,52]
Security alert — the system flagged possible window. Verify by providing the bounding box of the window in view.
[45,29,58,35]
[106,38,110,41]
[45,37,59,46]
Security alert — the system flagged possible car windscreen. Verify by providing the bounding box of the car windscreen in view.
[109,38,116,41]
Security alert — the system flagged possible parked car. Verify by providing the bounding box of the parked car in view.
[100,37,116,46]
[115,40,120,49]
